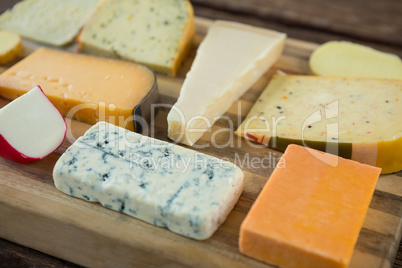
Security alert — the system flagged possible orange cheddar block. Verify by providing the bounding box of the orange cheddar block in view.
[239,144,381,268]
[0,48,158,132]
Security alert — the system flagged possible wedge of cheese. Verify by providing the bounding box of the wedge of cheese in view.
[235,75,402,174]
[0,48,158,132]
[167,20,286,146]
[239,144,381,268]
[0,0,100,46]
[310,41,402,79]
[78,0,195,76]
[0,30,22,64]
[54,121,244,240]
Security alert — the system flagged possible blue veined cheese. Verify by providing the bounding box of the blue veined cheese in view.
[77,0,195,76]
[53,121,243,240]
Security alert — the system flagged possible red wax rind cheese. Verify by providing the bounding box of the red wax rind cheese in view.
[239,144,381,268]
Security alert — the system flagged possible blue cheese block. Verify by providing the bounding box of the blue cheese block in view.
[53,121,244,240]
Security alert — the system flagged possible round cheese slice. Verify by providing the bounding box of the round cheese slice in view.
[0,30,22,64]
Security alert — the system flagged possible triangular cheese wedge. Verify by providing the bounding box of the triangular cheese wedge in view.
[167,20,286,146]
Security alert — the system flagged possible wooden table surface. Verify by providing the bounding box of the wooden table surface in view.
[0,0,401,267]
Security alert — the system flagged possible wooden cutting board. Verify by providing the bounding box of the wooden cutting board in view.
[0,17,401,268]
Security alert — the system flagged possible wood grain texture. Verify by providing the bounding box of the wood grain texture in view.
[0,238,80,268]
[0,17,401,268]
[192,6,402,60]
[1,0,402,266]
[191,0,402,57]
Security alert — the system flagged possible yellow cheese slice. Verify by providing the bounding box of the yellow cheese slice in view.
[0,48,157,131]
[309,41,402,79]
[0,30,22,64]
[235,75,402,174]
[77,0,195,77]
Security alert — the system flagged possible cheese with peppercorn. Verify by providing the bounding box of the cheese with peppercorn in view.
[235,75,402,174]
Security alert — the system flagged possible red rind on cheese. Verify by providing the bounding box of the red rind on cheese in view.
[0,134,38,163]
[0,85,67,163]
[0,48,156,131]
[239,144,381,268]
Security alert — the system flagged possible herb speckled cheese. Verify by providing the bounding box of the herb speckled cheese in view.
[0,0,100,46]
[78,0,195,77]
[53,122,243,240]
[235,75,402,174]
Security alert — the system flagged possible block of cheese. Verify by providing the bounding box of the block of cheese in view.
[0,48,158,132]
[235,75,402,174]
[310,41,402,79]
[53,121,244,240]
[239,144,381,268]
[0,0,100,46]
[77,0,195,76]
[0,30,22,64]
[167,20,286,146]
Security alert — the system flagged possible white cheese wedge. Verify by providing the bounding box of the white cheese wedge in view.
[167,20,286,146]
[0,0,100,46]
[53,121,244,240]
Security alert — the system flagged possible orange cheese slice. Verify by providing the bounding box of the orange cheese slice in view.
[0,48,157,131]
[239,144,381,268]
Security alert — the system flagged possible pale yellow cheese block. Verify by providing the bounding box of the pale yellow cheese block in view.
[78,0,195,77]
[0,30,22,64]
[0,48,157,131]
[310,41,402,79]
[235,75,402,174]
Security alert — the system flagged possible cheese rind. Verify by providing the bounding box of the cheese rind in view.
[309,41,402,79]
[0,30,22,64]
[235,75,402,173]
[0,48,158,131]
[53,121,244,240]
[0,85,66,163]
[0,0,100,46]
[78,0,195,76]
[167,20,286,146]
[239,144,381,268]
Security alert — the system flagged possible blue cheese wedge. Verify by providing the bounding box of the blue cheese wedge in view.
[77,0,195,76]
[167,20,286,146]
[53,121,244,240]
